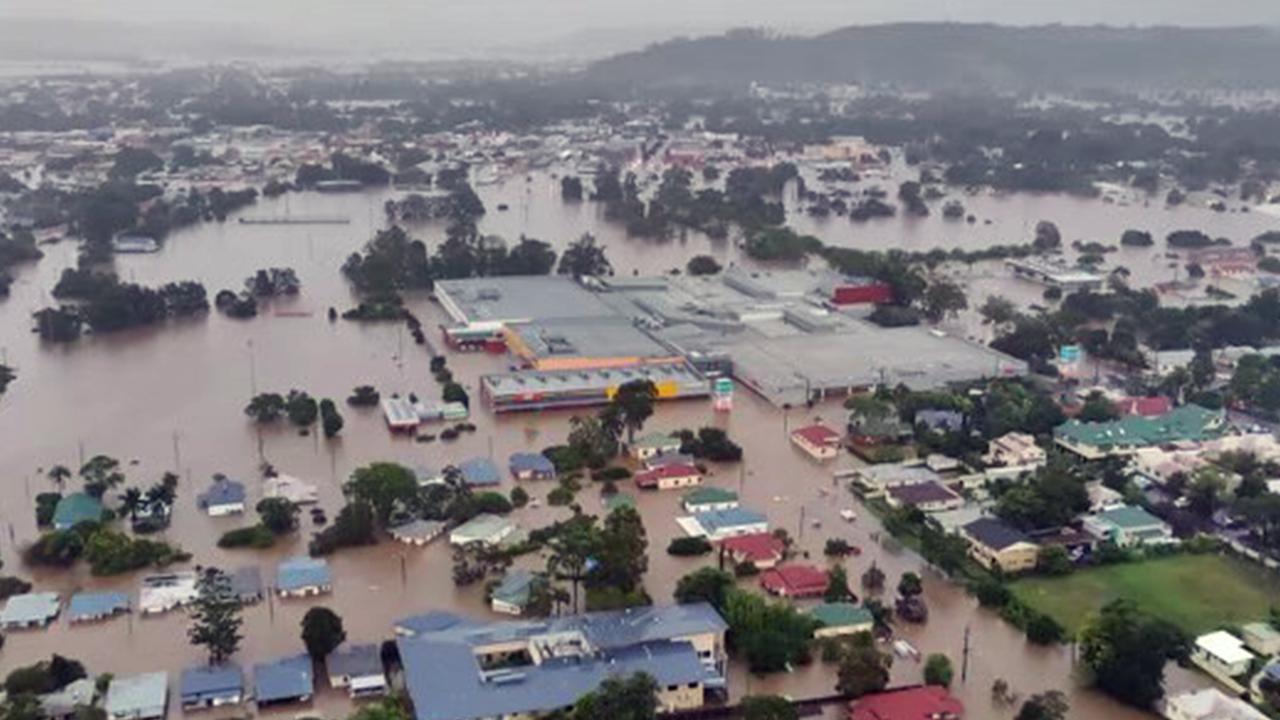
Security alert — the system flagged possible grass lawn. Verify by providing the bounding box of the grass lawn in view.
[1011,553,1280,636]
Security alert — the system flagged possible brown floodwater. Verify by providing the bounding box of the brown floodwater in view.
[0,176,1231,719]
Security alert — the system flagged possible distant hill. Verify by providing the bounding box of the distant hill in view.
[582,23,1280,91]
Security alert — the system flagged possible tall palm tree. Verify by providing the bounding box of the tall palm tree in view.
[47,465,71,492]
[119,488,144,521]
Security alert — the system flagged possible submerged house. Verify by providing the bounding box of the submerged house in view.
[327,644,387,699]
[179,665,244,711]
[276,557,332,598]
[253,655,314,707]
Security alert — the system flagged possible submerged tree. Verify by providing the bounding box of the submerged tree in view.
[187,568,243,665]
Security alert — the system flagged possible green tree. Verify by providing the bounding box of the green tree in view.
[922,279,968,323]
[187,569,243,665]
[979,295,1017,326]
[320,399,344,438]
[591,507,648,593]
[256,497,299,534]
[1078,391,1119,423]
[824,565,853,602]
[557,233,612,278]
[286,390,319,426]
[244,393,286,423]
[347,700,411,720]
[344,462,419,527]
[510,486,529,508]
[118,488,145,521]
[79,455,124,499]
[1080,599,1187,709]
[300,607,346,661]
[686,255,723,276]
[1036,546,1073,576]
[835,632,892,697]
[1189,348,1215,391]
[46,465,71,493]
[739,696,797,720]
[572,673,657,720]
[923,653,953,688]
[607,380,658,443]
[567,415,618,469]
[861,563,886,592]
[0,365,13,397]
[547,517,601,614]
[897,572,923,598]
[1015,690,1069,720]
[673,567,734,609]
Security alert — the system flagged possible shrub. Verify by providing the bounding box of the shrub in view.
[547,486,575,507]
[510,487,529,508]
[217,525,276,549]
[347,385,380,407]
[590,467,632,482]
[35,493,61,527]
[667,537,713,556]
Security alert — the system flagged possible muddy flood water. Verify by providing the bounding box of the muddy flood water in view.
[0,173,1264,719]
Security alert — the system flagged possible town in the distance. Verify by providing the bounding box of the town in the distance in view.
[5,17,1280,720]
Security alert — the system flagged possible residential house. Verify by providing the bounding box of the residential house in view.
[396,603,727,720]
[760,564,828,599]
[809,603,875,638]
[849,464,944,497]
[139,572,199,615]
[1192,631,1255,679]
[390,519,447,547]
[105,672,168,720]
[327,644,387,699]
[848,410,911,447]
[382,396,420,432]
[1082,505,1173,548]
[262,474,318,505]
[229,567,264,605]
[52,493,104,530]
[179,665,244,710]
[253,655,314,707]
[276,557,332,598]
[679,508,769,541]
[635,463,702,490]
[458,458,502,488]
[645,452,697,470]
[0,592,60,629]
[983,433,1046,472]
[631,432,682,461]
[1163,688,1267,720]
[197,477,246,516]
[914,409,965,433]
[682,487,739,514]
[790,424,842,461]
[508,453,556,481]
[959,518,1039,574]
[1086,481,1126,513]
[884,481,964,513]
[40,679,95,720]
[490,569,537,616]
[719,533,786,570]
[849,686,964,720]
[450,513,516,547]
[67,592,130,624]
[1242,622,1280,656]
[1054,404,1226,460]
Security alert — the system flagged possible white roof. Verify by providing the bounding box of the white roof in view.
[1195,630,1254,665]
[1165,688,1268,720]
[263,474,318,505]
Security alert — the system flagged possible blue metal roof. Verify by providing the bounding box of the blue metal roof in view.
[395,610,478,637]
[327,644,383,679]
[67,592,130,622]
[253,655,313,704]
[52,493,104,530]
[694,507,767,534]
[180,665,243,701]
[508,453,555,475]
[459,458,501,486]
[198,478,246,508]
[276,557,331,592]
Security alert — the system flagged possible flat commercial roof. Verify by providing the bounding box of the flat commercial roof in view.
[507,316,673,361]
[483,362,709,401]
[436,276,615,326]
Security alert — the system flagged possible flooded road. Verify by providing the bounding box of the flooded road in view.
[0,177,1231,718]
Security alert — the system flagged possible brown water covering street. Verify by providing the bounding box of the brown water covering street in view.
[0,175,1245,719]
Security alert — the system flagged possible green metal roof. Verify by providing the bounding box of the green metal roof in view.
[808,602,874,629]
[682,487,739,506]
[633,432,681,450]
[605,493,635,511]
[1096,505,1164,530]
[52,493,104,529]
[1054,404,1224,449]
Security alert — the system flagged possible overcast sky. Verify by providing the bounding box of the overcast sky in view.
[5,0,1280,58]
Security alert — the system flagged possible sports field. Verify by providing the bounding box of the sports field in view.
[1010,553,1280,635]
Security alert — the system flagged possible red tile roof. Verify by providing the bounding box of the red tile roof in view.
[634,463,701,489]
[1113,396,1174,417]
[849,686,964,720]
[719,533,785,563]
[760,564,828,598]
[792,425,842,446]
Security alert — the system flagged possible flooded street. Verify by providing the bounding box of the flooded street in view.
[0,176,1236,718]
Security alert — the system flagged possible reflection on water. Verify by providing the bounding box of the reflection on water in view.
[0,177,1225,718]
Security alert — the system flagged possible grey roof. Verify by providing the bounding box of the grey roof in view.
[436,276,615,325]
[507,316,672,360]
[276,557,331,592]
[327,644,384,680]
[962,517,1033,551]
[41,678,95,717]
[229,567,263,602]
[886,481,962,506]
[914,409,965,432]
[253,655,313,704]
[67,591,130,621]
[492,570,537,607]
[180,665,243,701]
[198,478,246,508]
[508,453,555,475]
[105,672,168,718]
[397,603,725,720]
[396,610,478,637]
[0,592,60,626]
[390,519,447,541]
[458,458,501,486]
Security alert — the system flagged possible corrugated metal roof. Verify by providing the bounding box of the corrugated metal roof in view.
[276,557,331,592]
[67,591,129,622]
[253,655,313,704]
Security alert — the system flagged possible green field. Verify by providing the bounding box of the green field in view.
[1011,553,1280,635]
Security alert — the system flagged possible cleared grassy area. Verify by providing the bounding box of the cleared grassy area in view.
[1011,553,1280,635]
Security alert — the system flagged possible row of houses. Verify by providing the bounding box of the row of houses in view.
[0,560,332,630]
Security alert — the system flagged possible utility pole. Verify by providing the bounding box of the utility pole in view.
[961,624,971,684]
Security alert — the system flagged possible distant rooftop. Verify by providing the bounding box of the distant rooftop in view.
[1056,404,1225,449]
[436,276,615,326]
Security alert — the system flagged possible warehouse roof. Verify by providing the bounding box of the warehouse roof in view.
[507,317,673,360]
[436,276,615,325]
